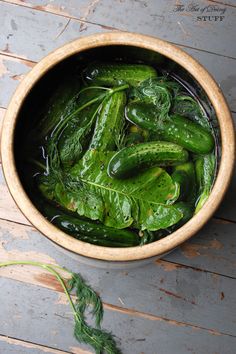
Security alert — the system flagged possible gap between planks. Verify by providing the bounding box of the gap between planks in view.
[0,263,235,339]
[0,334,91,354]
[0,0,236,61]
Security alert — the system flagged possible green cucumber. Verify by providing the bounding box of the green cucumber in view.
[108,141,189,179]
[89,90,126,151]
[172,95,211,131]
[172,162,196,203]
[195,153,216,213]
[44,204,140,247]
[125,132,144,146]
[84,63,157,87]
[126,102,214,154]
[174,202,193,227]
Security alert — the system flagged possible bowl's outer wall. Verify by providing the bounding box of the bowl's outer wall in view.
[1,32,235,262]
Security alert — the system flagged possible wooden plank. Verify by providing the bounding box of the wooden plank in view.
[0,107,5,135]
[0,54,34,108]
[0,1,105,62]
[209,0,236,6]
[0,335,74,354]
[85,0,236,58]
[1,0,236,58]
[0,5,236,111]
[163,218,236,277]
[0,167,30,224]
[0,217,236,335]
[182,48,236,112]
[0,277,236,354]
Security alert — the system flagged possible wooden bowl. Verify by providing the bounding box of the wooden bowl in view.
[1,32,235,263]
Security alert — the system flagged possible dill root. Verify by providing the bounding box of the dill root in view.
[0,261,121,354]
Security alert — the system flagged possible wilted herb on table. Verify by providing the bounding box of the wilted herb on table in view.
[0,261,121,354]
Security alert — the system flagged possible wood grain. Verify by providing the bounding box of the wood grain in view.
[0,167,29,224]
[1,277,236,354]
[0,0,235,58]
[0,335,78,354]
[0,53,34,108]
[0,3,235,111]
[1,217,236,336]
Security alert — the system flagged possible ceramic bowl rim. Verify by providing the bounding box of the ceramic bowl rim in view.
[1,32,235,261]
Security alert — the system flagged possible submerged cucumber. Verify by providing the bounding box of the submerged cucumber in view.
[89,90,127,151]
[44,204,140,247]
[108,141,189,179]
[172,162,196,203]
[195,153,216,213]
[84,63,157,87]
[174,202,194,227]
[126,102,214,154]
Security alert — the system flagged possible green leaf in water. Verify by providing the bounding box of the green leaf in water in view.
[48,150,182,231]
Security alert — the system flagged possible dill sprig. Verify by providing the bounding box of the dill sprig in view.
[0,261,122,354]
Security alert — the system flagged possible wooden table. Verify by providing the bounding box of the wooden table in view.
[0,1,236,353]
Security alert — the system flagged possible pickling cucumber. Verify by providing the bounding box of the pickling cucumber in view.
[174,202,194,226]
[89,90,127,151]
[44,204,140,247]
[84,63,157,87]
[195,153,216,213]
[172,162,196,203]
[108,141,189,179]
[126,102,214,154]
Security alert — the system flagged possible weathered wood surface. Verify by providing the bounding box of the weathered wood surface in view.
[0,335,74,354]
[1,0,236,58]
[1,217,236,337]
[1,277,236,354]
[0,0,236,353]
[0,2,236,111]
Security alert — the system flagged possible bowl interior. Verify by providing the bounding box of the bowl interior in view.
[14,44,220,205]
[8,40,226,262]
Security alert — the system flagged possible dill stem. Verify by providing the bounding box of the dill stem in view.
[0,260,116,354]
[79,86,110,93]
[52,83,129,140]
[51,93,107,140]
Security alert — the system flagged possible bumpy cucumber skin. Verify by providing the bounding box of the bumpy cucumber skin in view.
[84,63,157,87]
[89,91,126,151]
[126,102,214,154]
[172,162,196,203]
[44,204,140,247]
[108,141,189,179]
[161,115,214,154]
[195,153,216,213]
